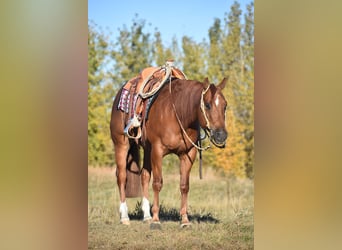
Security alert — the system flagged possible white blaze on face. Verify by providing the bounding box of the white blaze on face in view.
[215,95,220,107]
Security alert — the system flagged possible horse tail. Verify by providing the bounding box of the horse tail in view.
[125,139,142,197]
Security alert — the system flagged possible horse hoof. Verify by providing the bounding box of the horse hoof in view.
[120,219,130,225]
[143,217,152,224]
[180,222,192,229]
[150,221,162,230]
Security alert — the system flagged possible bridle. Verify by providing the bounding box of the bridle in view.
[199,84,227,149]
[199,84,212,139]
[169,77,227,179]
[169,77,212,151]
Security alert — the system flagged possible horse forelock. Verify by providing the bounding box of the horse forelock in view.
[206,84,226,104]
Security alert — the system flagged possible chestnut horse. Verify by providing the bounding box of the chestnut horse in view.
[110,77,228,228]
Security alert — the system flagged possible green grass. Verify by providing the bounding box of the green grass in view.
[88,166,254,249]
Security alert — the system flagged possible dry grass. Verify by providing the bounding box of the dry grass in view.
[88,166,254,249]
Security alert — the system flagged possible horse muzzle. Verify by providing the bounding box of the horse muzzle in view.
[210,128,228,148]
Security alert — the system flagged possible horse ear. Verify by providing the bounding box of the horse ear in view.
[217,77,228,90]
[203,77,210,89]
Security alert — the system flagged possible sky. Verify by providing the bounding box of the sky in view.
[88,0,252,46]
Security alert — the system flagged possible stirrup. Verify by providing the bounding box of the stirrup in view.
[124,115,142,139]
[125,127,141,139]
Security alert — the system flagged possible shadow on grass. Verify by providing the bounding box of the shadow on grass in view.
[128,201,219,223]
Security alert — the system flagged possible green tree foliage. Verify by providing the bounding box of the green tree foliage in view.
[110,14,154,85]
[222,1,247,178]
[181,36,206,80]
[153,30,174,66]
[207,1,254,178]
[207,18,224,83]
[88,22,113,166]
[88,2,254,178]
[241,2,254,178]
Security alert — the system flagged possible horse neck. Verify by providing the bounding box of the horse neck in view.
[172,80,203,129]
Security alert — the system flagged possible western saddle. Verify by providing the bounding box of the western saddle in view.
[119,60,187,139]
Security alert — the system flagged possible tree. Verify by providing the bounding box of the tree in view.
[203,1,254,178]
[88,22,113,166]
[110,14,154,86]
[153,30,174,66]
[242,2,254,178]
[207,18,224,82]
[181,36,206,80]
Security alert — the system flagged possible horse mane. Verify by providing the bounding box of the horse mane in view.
[169,79,204,129]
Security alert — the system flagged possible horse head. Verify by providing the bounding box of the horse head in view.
[199,77,228,148]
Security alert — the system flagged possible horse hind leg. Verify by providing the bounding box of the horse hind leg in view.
[142,196,152,222]
[150,146,163,230]
[119,200,129,225]
[115,140,130,225]
[141,143,152,222]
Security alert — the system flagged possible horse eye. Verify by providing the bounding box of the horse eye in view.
[205,103,211,109]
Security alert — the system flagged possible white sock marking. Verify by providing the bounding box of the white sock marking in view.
[119,201,129,221]
[142,197,151,220]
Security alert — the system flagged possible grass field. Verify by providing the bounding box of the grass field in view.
[88,165,254,249]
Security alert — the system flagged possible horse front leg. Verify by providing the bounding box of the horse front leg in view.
[114,140,130,225]
[179,147,197,228]
[150,146,163,229]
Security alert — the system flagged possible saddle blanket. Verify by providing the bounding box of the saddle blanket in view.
[117,87,138,114]
[117,86,156,119]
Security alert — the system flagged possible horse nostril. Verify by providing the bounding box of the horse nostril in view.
[222,131,228,141]
[214,129,228,142]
